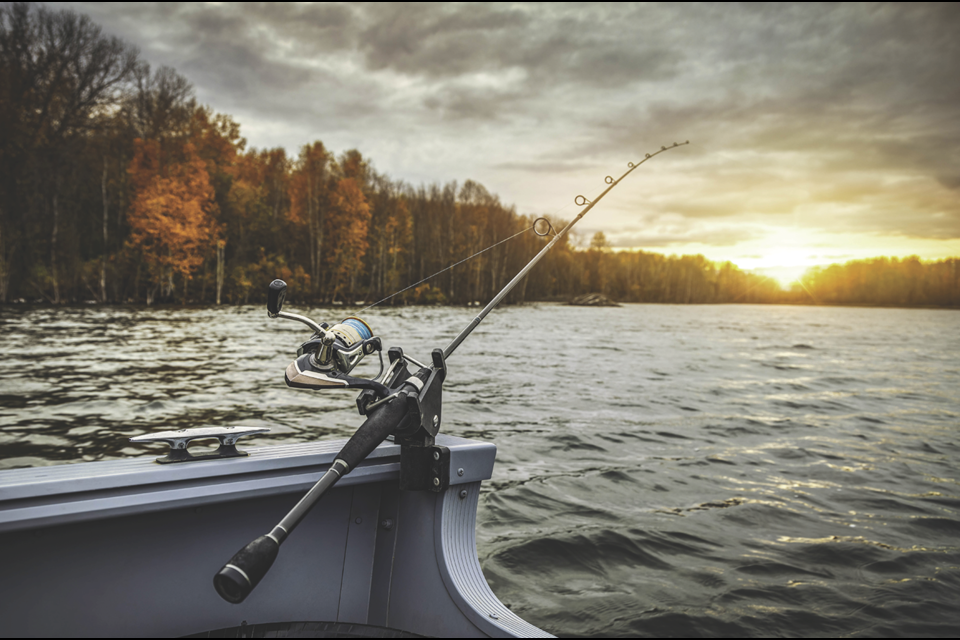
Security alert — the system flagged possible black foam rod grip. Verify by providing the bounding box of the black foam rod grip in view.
[267,279,287,316]
[336,394,408,471]
[214,535,279,604]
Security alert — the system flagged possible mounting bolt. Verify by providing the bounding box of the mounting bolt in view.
[433,415,439,427]
[457,468,464,477]
[355,517,363,525]
[380,518,394,531]
[433,477,440,487]
[459,489,467,499]
[433,451,440,461]
[489,613,499,620]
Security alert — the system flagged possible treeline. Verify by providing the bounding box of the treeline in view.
[1,4,957,309]
[0,2,770,308]
[578,248,960,307]
[796,257,960,307]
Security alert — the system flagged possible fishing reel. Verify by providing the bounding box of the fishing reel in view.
[266,280,389,397]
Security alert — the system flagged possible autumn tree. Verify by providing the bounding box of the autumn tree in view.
[126,140,222,303]
[124,64,195,141]
[2,3,956,309]
[0,2,137,302]
[325,175,371,302]
[189,107,244,201]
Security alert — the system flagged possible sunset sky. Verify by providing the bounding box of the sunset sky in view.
[52,2,960,284]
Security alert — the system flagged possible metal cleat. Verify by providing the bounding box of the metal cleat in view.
[130,426,270,464]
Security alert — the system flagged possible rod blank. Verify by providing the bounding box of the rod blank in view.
[443,141,689,359]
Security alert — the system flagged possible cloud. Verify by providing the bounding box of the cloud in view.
[607,224,767,249]
[53,1,960,250]
[357,3,529,77]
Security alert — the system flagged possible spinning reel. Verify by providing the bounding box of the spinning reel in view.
[266,279,441,425]
[267,279,390,398]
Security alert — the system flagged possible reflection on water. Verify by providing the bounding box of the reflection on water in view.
[1,303,958,636]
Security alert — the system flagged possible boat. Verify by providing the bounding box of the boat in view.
[0,431,548,637]
[0,144,686,637]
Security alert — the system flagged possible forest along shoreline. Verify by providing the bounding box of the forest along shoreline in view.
[1,299,958,311]
[1,4,958,310]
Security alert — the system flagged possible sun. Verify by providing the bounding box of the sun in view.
[734,247,824,289]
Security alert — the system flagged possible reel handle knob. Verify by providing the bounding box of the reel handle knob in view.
[267,279,287,317]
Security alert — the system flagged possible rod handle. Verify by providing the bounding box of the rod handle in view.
[336,389,411,471]
[213,535,280,604]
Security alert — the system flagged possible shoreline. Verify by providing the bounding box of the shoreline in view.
[1,299,958,311]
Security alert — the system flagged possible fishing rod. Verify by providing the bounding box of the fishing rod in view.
[444,140,689,358]
[213,140,689,604]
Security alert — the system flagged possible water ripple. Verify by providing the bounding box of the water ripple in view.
[2,303,959,636]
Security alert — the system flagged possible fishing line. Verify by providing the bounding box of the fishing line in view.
[359,182,588,313]
[443,140,691,358]
[362,141,690,319]
[358,221,550,313]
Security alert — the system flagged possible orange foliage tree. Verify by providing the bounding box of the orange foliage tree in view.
[325,176,371,302]
[126,139,222,302]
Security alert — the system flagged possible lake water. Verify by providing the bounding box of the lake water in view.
[1,303,958,637]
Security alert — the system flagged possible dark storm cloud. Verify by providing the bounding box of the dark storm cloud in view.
[352,3,682,90]
[52,1,960,244]
[58,3,686,111]
[357,3,529,76]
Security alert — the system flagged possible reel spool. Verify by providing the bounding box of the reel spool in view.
[299,316,377,375]
[330,317,373,348]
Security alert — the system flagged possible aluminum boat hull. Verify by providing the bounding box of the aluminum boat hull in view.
[0,434,551,638]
